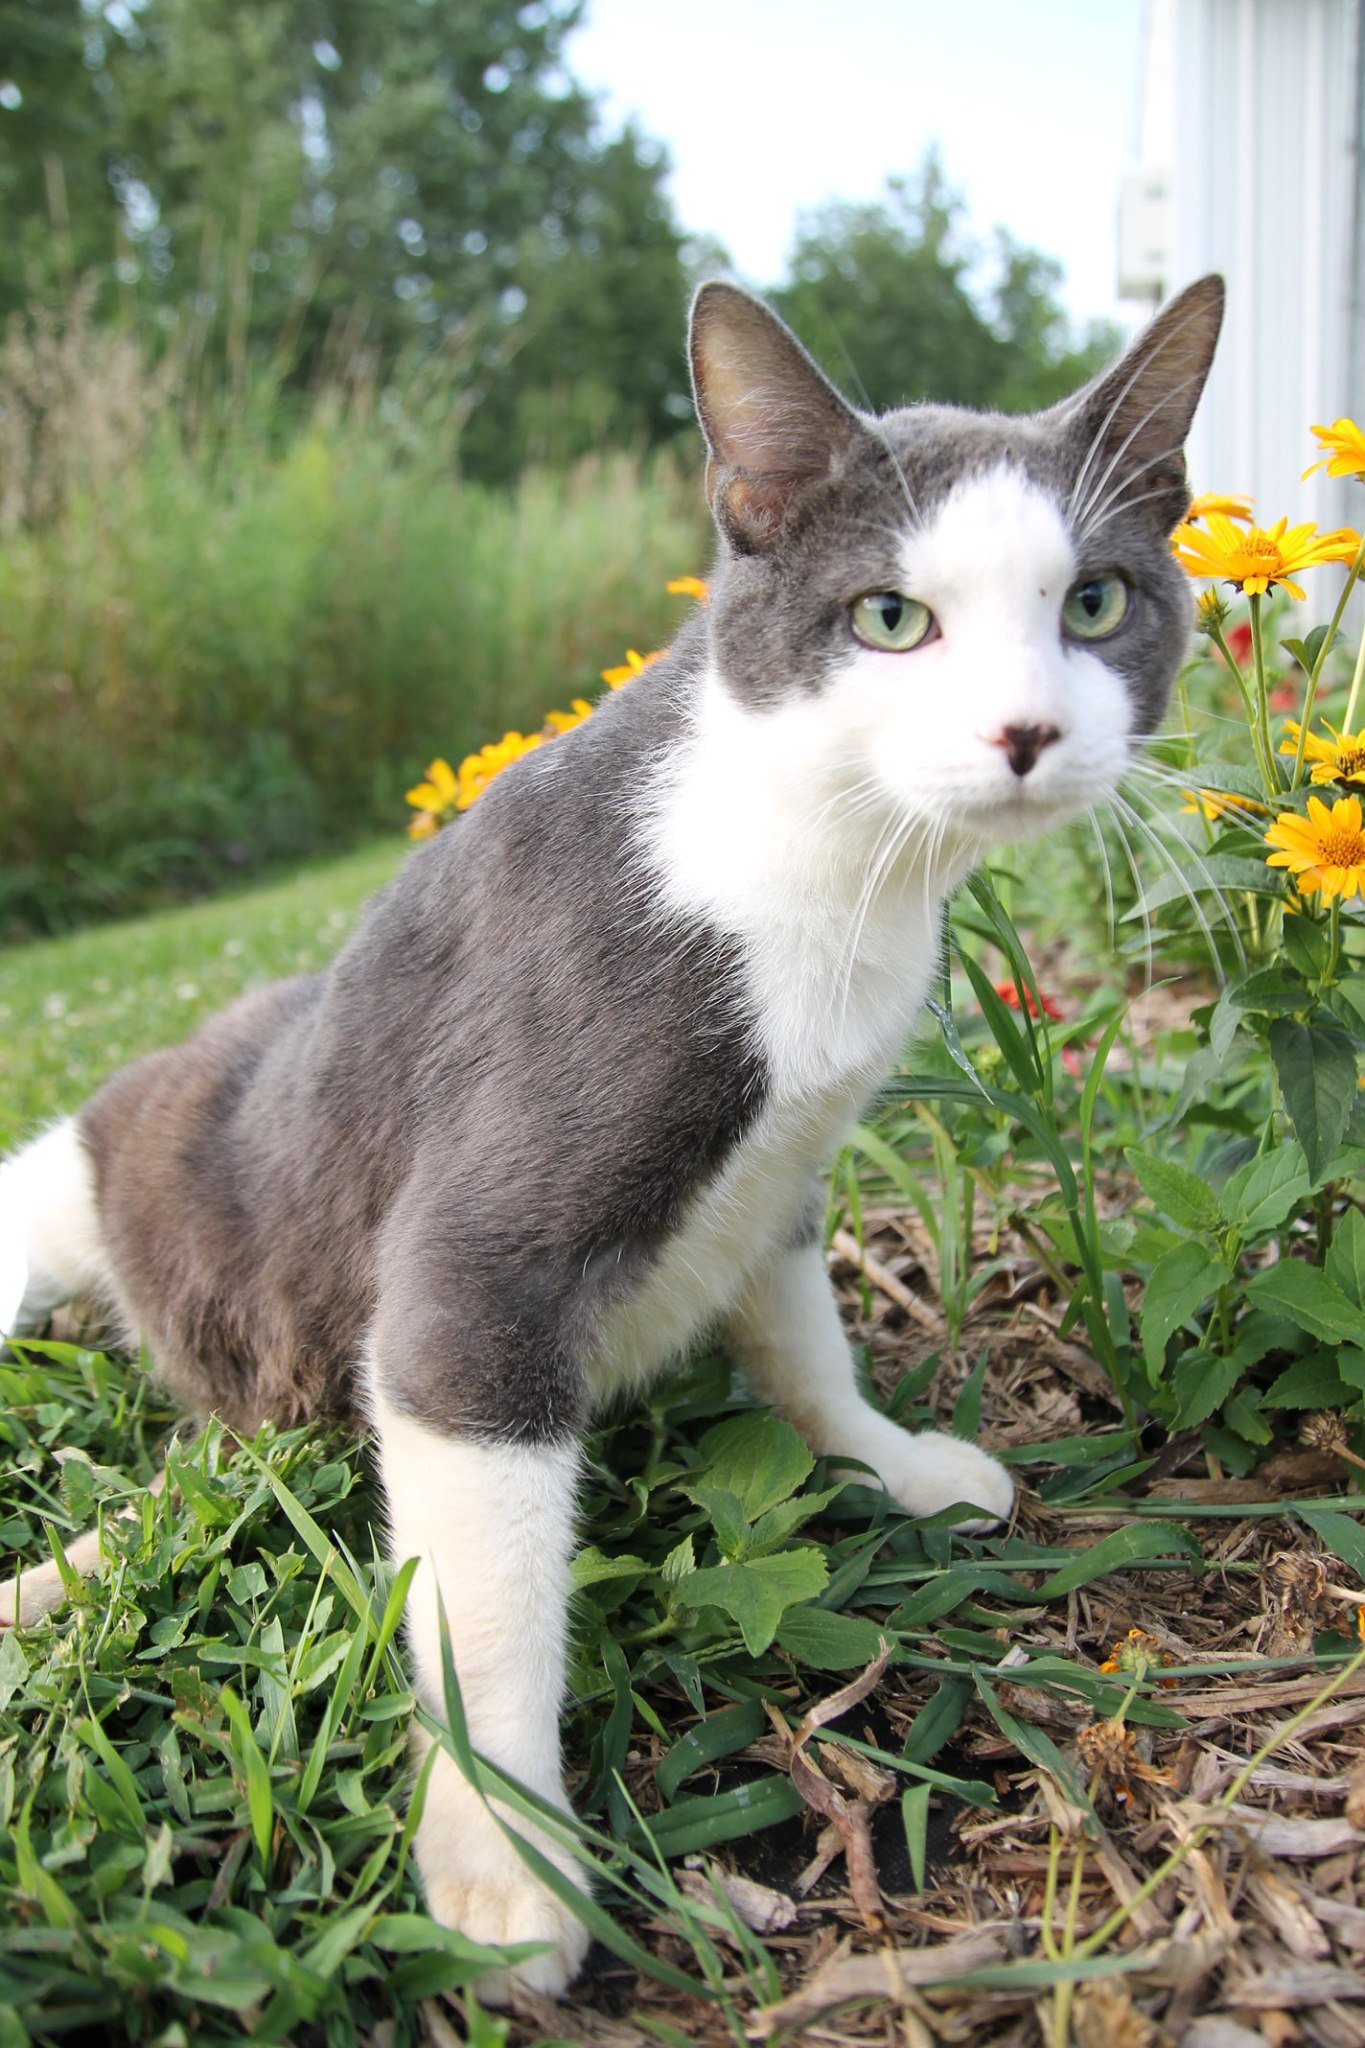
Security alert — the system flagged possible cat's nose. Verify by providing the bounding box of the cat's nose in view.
[990,723,1062,778]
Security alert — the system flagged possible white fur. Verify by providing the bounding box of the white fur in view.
[647,468,1133,1109]
[367,1379,589,2003]
[725,1242,1013,1526]
[0,1119,111,1337]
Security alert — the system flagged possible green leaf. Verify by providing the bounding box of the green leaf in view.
[1141,1241,1230,1373]
[1263,1353,1355,1409]
[901,1676,972,1765]
[680,1549,829,1655]
[952,1350,990,1440]
[627,1776,805,1857]
[219,1684,274,1871]
[1282,624,1340,676]
[1223,1388,1273,1444]
[655,1702,766,1804]
[1269,1017,1358,1182]
[1171,1349,1244,1431]
[1035,1522,1202,1598]
[902,1783,932,1893]
[1229,966,1312,1014]
[570,1546,650,1591]
[1282,913,1331,981]
[774,1606,889,1670]
[1245,1260,1361,1344]
[1298,1507,1365,1579]
[1327,1207,1365,1308]
[1222,1145,1311,1236]
[749,1484,845,1557]
[685,1484,750,1562]
[1124,1150,1221,1232]
[1328,974,1365,1036]
[697,1411,814,1520]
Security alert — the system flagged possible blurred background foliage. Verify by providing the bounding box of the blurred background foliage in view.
[0,0,1118,934]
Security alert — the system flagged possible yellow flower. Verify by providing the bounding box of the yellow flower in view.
[405,757,460,816]
[1180,787,1268,823]
[452,730,545,809]
[1186,491,1253,523]
[542,697,595,735]
[1279,719,1365,786]
[666,575,710,602]
[1265,793,1365,901]
[407,809,439,841]
[1304,418,1365,482]
[602,647,663,688]
[1172,513,1361,600]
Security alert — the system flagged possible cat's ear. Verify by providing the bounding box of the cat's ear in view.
[689,283,862,552]
[1058,275,1224,534]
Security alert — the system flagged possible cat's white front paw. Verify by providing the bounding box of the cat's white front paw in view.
[424,1852,591,2004]
[869,1428,1015,1530]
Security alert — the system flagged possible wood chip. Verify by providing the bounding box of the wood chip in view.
[829,1230,941,1330]
[751,1928,1011,2037]
[1225,1964,1365,2008]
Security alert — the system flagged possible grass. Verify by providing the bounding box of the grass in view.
[0,841,403,1148]
[5,804,1365,2046]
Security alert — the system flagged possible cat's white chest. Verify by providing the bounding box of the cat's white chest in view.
[586,1084,869,1403]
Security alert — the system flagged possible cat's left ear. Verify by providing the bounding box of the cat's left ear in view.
[689,283,863,552]
[1057,274,1225,534]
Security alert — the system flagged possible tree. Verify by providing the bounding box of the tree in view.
[771,153,1119,419]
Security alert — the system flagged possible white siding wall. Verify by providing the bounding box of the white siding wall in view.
[1132,0,1362,532]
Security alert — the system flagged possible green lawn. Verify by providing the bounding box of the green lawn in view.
[0,841,404,1149]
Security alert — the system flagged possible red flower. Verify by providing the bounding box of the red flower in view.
[994,978,1064,1022]
[1225,620,1253,665]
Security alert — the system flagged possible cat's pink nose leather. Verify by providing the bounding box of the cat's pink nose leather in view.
[991,722,1061,777]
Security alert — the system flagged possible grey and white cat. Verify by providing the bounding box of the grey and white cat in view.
[0,275,1222,1997]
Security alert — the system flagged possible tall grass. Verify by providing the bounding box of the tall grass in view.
[0,296,708,935]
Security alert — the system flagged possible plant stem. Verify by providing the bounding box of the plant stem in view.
[1345,608,1365,735]
[1248,595,1279,798]
[1292,532,1365,785]
[1208,617,1276,793]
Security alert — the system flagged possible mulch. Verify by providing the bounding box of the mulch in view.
[490,1199,1365,2048]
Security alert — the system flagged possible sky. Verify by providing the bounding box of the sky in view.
[567,0,1146,332]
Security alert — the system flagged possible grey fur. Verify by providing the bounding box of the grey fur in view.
[71,276,1222,1444]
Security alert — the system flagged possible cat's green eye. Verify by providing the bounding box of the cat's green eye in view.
[850,591,935,652]
[1063,574,1128,640]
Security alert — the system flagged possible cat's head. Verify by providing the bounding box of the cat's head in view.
[688,275,1223,854]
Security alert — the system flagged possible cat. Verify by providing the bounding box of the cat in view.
[0,272,1223,2000]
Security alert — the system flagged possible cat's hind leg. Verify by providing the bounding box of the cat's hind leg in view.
[724,1235,1014,1528]
[367,1334,591,2003]
[0,1118,113,1340]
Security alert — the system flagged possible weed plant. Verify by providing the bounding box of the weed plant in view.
[0,295,706,936]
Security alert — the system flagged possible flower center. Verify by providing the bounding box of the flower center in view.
[1242,533,1281,563]
[1338,746,1365,775]
[1320,825,1365,866]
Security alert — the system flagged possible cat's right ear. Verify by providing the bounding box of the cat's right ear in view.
[1059,274,1225,534]
[689,284,862,552]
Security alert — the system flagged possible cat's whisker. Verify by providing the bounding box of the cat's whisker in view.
[1084,809,1120,957]
[1069,372,1206,538]
[1111,786,1245,978]
[1065,296,1219,527]
[1076,443,1195,541]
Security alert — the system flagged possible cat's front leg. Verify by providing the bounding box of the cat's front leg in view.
[724,1236,1014,1528]
[368,1365,590,2003]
